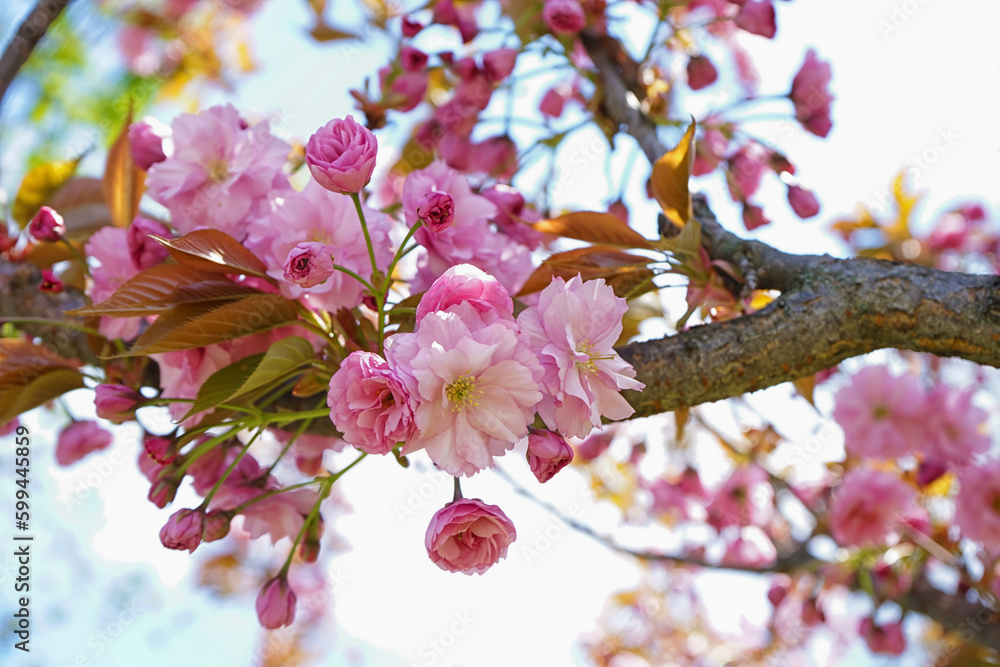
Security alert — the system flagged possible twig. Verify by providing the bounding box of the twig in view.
[0,0,73,113]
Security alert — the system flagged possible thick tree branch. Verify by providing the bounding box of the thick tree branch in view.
[0,0,72,113]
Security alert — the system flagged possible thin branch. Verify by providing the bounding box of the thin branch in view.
[0,0,73,113]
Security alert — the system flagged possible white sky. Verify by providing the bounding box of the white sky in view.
[3,1,1000,666]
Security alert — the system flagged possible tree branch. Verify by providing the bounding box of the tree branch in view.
[0,0,73,113]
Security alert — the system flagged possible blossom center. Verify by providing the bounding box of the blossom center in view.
[206,159,231,184]
[446,373,479,411]
[872,405,889,419]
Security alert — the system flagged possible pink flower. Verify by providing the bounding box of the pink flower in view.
[687,55,719,90]
[858,618,906,656]
[256,577,297,629]
[575,429,614,461]
[706,464,773,528]
[56,421,113,466]
[425,498,516,574]
[399,46,428,72]
[468,135,517,180]
[735,0,776,38]
[28,206,65,242]
[416,191,456,232]
[954,460,1000,552]
[328,351,416,455]
[917,385,990,465]
[241,488,318,544]
[94,384,141,424]
[144,435,177,465]
[246,181,393,312]
[269,429,346,475]
[787,185,820,219]
[128,118,169,171]
[720,527,777,568]
[401,15,423,37]
[790,49,833,138]
[387,308,543,477]
[153,344,235,423]
[832,366,924,460]
[159,508,203,552]
[543,0,586,35]
[481,185,547,249]
[693,126,730,176]
[146,104,291,236]
[526,429,574,483]
[483,48,518,83]
[829,468,913,547]
[203,510,232,543]
[86,226,142,340]
[127,217,170,270]
[539,84,571,118]
[415,264,514,325]
[727,144,766,199]
[282,241,335,288]
[516,276,644,439]
[39,269,63,293]
[305,115,377,194]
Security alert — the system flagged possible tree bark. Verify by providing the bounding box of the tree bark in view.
[0,0,73,113]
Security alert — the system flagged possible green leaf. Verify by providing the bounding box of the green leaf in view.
[182,353,266,420]
[230,336,316,402]
[0,368,85,424]
[154,229,270,278]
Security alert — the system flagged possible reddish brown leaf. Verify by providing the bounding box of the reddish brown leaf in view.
[533,211,653,249]
[0,367,85,424]
[103,109,146,227]
[517,246,656,298]
[155,229,270,278]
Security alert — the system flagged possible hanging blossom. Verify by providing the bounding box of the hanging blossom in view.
[516,275,644,439]
[829,468,914,547]
[832,366,924,460]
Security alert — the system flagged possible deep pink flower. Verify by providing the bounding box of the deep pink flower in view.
[425,498,516,574]
[742,204,770,234]
[832,366,924,460]
[128,118,169,171]
[327,351,415,455]
[693,126,730,176]
[859,618,906,656]
[159,508,203,552]
[415,264,514,325]
[735,0,776,38]
[144,435,177,465]
[790,49,833,138]
[687,55,719,90]
[539,84,571,118]
[432,0,478,42]
[829,468,913,547]
[39,269,63,293]
[56,421,113,466]
[516,275,643,439]
[481,185,546,249]
[416,191,456,232]
[468,136,518,180]
[282,241,335,288]
[146,104,290,236]
[706,464,773,528]
[28,206,65,242]
[575,429,613,461]
[727,144,766,199]
[94,384,142,424]
[127,217,170,270]
[401,16,423,37]
[256,577,297,629]
[483,48,518,83]
[386,308,543,477]
[86,226,142,341]
[305,115,378,194]
[917,385,990,465]
[147,476,179,509]
[400,46,428,72]
[526,429,574,483]
[543,0,586,35]
[954,460,1000,552]
[787,185,820,219]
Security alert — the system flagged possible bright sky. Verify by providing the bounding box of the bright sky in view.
[3,1,1000,666]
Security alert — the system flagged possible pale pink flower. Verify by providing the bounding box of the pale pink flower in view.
[526,429,574,483]
[305,115,377,194]
[327,351,416,455]
[790,49,833,138]
[146,104,290,236]
[86,226,142,340]
[56,421,113,466]
[829,468,913,547]
[159,508,203,553]
[415,264,514,325]
[28,206,65,242]
[94,384,141,424]
[126,217,170,270]
[687,54,719,90]
[575,429,614,461]
[720,527,777,568]
[269,429,346,476]
[386,309,543,477]
[425,498,516,574]
[832,366,924,460]
[954,460,1000,552]
[128,118,169,171]
[858,619,906,656]
[516,276,643,439]
[787,184,820,219]
[381,67,428,112]
[543,0,586,34]
[706,464,773,528]
[917,385,990,465]
[282,241,334,288]
[246,182,392,313]
[241,488,319,544]
[735,0,776,38]
[256,577,296,629]
[153,344,235,423]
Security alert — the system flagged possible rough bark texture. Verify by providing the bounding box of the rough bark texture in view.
[0,0,73,113]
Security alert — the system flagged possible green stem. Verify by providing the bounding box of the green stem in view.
[60,238,91,277]
[200,428,262,510]
[174,425,244,476]
[262,407,333,425]
[330,262,374,293]
[350,192,380,289]
[0,316,104,337]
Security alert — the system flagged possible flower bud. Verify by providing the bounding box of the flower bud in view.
[148,476,179,508]
[416,191,456,232]
[144,435,178,465]
[202,510,232,543]
[128,118,169,171]
[282,242,335,288]
[94,384,142,424]
[256,577,297,629]
[127,217,170,270]
[159,508,204,552]
[39,269,63,293]
[526,428,574,483]
[305,115,377,194]
[29,206,65,242]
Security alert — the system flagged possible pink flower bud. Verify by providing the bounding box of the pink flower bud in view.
[148,476,179,508]
[686,55,719,90]
[400,46,428,72]
[742,203,771,231]
[858,618,906,656]
[144,435,177,465]
[787,185,820,219]
[401,16,424,37]
[415,191,456,232]
[28,206,65,242]
[575,430,613,462]
[202,510,232,543]
[539,84,570,118]
[282,242,335,288]
[159,508,204,553]
[127,217,170,270]
[789,49,833,138]
[735,0,776,38]
[55,421,112,466]
[526,429,574,483]
[543,0,586,35]
[425,498,516,574]
[305,115,378,194]
[39,269,63,293]
[256,577,297,629]
[94,384,142,424]
[128,118,169,171]
[483,48,518,83]
[299,518,323,563]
